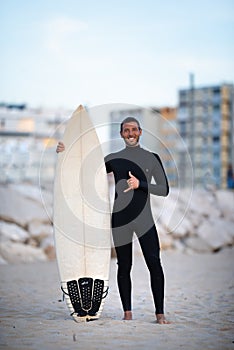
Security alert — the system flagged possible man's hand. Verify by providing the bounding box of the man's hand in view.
[124,171,140,192]
[56,141,65,153]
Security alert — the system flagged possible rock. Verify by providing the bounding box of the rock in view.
[25,237,38,247]
[40,236,56,260]
[187,189,221,218]
[9,184,53,220]
[158,232,173,250]
[0,183,233,260]
[159,209,193,238]
[0,221,29,242]
[40,235,54,248]
[172,239,186,252]
[0,256,7,265]
[151,188,233,252]
[111,247,116,258]
[156,221,173,250]
[28,221,53,243]
[195,190,221,218]
[9,183,44,203]
[184,236,212,253]
[196,218,233,251]
[215,190,234,222]
[207,219,234,241]
[0,241,47,263]
[152,189,194,238]
[185,211,203,231]
[0,186,49,228]
[44,245,56,261]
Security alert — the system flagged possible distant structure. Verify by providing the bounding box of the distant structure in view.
[0,103,69,184]
[2,80,233,190]
[152,107,178,187]
[177,79,234,188]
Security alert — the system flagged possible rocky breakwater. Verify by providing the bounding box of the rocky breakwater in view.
[151,187,234,253]
[0,184,54,264]
[0,183,233,264]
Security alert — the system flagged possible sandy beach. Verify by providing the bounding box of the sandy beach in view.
[0,246,233,350]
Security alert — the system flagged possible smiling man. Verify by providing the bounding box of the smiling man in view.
[56,116,170,324]
[104,117,170,324]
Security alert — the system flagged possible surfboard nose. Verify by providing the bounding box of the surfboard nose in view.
[77,104,85,112]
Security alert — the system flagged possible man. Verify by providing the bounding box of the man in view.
[56,116,170,324]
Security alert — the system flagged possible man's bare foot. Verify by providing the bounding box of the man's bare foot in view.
[156,313,171,324]
[123,311,132,320]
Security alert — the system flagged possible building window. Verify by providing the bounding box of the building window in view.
[213,136,220,142]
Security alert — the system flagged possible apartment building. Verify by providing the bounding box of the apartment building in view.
[177,83,234,188]
[0,104,68,183]
[152,107,178,187]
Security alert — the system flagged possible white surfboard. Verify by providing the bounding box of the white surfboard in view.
[53,105,111,322]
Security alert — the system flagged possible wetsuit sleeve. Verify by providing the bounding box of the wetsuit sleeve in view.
[138,153,169,196]
[104,154,113,174]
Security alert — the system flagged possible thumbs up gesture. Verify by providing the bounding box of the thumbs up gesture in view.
[124,171,140,192]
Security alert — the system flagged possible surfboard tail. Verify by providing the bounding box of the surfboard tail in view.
[61,277,109,321]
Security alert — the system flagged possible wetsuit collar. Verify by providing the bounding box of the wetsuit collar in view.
[124,144,141,151]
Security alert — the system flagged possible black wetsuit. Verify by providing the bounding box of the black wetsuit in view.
[105,145,169,314]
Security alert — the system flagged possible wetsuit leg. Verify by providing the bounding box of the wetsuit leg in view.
[136,225,164,314]
[112,226,134,311]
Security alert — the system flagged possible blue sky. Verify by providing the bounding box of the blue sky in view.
[0,0,233,109]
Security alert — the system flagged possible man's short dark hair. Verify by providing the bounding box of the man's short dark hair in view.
[120,117,141,133]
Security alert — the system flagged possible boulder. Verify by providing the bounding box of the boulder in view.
[187,189,221,218]
[196,218,233,251]
[28,221,53,243]
[159,208,193,238]
[0,241,47,263]
[44,245,56,261]
[156,221,173,250]
[25,237,38,247]
[0,183,233,260]
[0,186,49,228]
[40,235,56,260]
[158,232,173,250]
[8,184,53,220]
[206,218,234,241]
[0,221,29,242]
[172,239,186,252]
[184,236,212,253]
[214,190,234,222]
[185,211,203,231]
[0,256,7,265]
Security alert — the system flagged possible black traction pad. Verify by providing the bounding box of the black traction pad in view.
[88,279,104,316]
[66,277,107,317]
[67,280,87,316]
[78,277,93,311]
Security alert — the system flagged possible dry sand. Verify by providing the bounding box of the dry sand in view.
[0,247,233,350]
